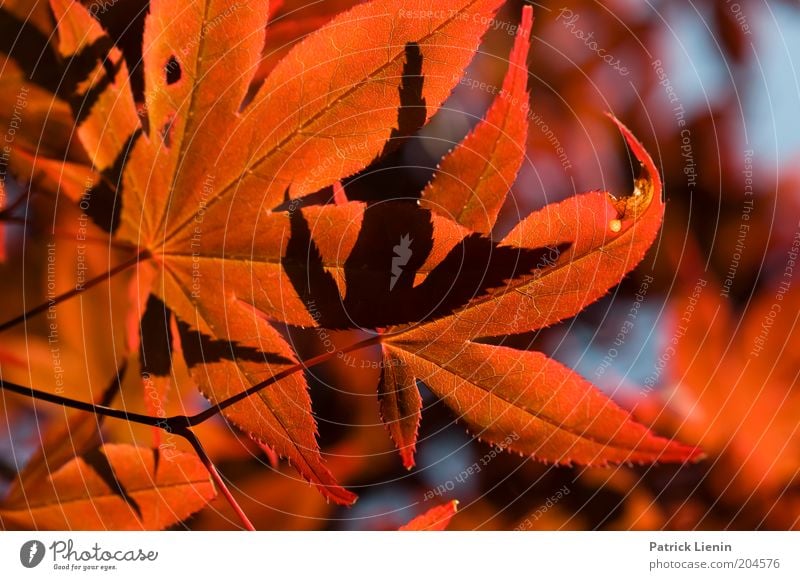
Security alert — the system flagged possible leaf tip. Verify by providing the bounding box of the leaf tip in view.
[605,113,662,199]
[604,113,663,227]
[519,5,535,39]
[654,440,706,465]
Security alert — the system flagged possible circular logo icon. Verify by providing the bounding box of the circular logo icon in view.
[20,540,46,568]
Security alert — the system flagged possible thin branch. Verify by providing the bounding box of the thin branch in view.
[1,380,256,529]
[0,331,386,529]
[178,427,255,531]
[0,250,148,334]
[51,226,137,251]
[0,215,137,251]
[186,333,383,426]
[0,333,383,430]
[0,379,164,428]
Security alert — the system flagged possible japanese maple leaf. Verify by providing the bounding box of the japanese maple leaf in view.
[374,107,702,469]
[48,0,699,507]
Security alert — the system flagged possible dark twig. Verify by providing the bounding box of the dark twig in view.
[0,323,386,530]
[0,215,137,251]
[177,427,256,531]
[0,379,165,428]
[186,333,383,425]
[0,333,383,430]
[0,250,148,334]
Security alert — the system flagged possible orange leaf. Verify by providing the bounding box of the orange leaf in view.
[0,444,216,530]
[400,500,459,530]
[112,0,507,247]
[421,6,533,234]
[0,180,5,262]
[383,342,700,464]
[376,117,697,465]
[176,298,357,506]
[47,0,693,509]
[51,0,140,177]
[664,273,800,500]
[0,51,92,204]
[255,0,361,81]
[50,0,512,505]
[214,0,508,210]
[408,117,665,341]
[3,368,124,506]
[378,344,422,469]
[4,0,54,37]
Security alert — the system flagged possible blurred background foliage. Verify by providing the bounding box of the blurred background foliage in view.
[1,0,799,530]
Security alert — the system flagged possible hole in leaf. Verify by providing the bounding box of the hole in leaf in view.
[160,116,175,147]
[165,55,181,85]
